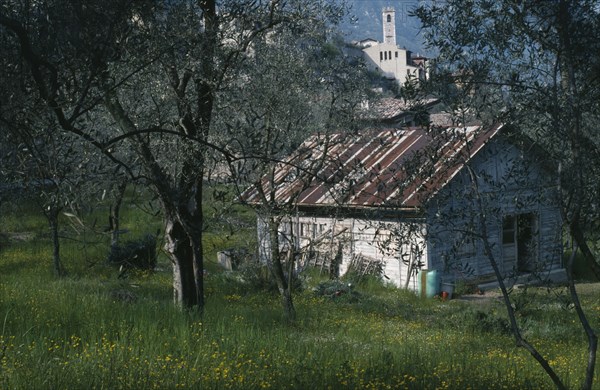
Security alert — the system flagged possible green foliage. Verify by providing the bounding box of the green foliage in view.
[453,279,479,296]
[341,261,385,285]
[107,234,157,270]
[0,200,50,237]
[313,279,361,303]
[218,261,278,294]
[2,192,600,389]
[212,259,304,296]
[567,249,599,282]
[1,236,599,389]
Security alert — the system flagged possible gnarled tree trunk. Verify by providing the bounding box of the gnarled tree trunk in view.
[268,216,296,321]
[165,216,198,308]
[163,177,205,311]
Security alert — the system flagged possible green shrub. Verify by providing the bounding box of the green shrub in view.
[107,234,157,270]
[453,279,479,296]
[567,249,598,282]
[313,279,361,302]
[217,260,303,294]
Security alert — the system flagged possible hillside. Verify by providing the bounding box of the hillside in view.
[341,0,427,54]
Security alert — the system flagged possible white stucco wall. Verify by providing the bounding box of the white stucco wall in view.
[362,43,421,84]
[265,214,428,290]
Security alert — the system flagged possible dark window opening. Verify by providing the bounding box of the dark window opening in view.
[502,213,537,273]
[502,215,515,244]
[517,214,535,272]
[387,14,391,23]
[300,222,310,238]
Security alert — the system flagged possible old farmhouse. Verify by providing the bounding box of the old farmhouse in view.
[243,124,565,291]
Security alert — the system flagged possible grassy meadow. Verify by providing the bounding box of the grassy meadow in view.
[0,191,599,389]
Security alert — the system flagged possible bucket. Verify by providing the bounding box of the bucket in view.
[441,282,454,300]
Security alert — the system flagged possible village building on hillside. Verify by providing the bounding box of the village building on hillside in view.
[351,7,429,85]
[242,124,565,291]
[362,97,442,127]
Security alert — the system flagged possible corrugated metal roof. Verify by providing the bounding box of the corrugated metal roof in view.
[363,97,440,121]
[242,124,503,211]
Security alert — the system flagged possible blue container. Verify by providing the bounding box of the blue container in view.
[417,269,441,298]
[426,270,441,298]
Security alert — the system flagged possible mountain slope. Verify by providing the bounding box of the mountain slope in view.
[340,0,426,54]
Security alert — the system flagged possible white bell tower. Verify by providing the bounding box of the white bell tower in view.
[382,7,396,46]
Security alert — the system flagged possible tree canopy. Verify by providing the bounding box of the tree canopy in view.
[414,1,599,388]
[0,0,362,314]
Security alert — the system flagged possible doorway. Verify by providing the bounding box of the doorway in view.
[502,213,537,273]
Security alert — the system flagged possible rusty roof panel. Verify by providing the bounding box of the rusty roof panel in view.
[241,124,503,210]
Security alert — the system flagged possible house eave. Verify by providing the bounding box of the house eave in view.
[245,200,425,219]
[295,203,425,220]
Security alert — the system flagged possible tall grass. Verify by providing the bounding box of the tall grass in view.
[0,194,598,389]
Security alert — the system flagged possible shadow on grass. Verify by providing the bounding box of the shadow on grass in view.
[569,250,600,282]
[0,259,33,276]
[0,235,50,276]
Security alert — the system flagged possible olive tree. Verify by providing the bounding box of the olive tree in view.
[413,1,599,387]
[0,0,357,312]
[0,46,107,276]
[218,18,370,319]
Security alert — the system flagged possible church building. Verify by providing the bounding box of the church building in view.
[355,7,428,84]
